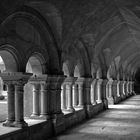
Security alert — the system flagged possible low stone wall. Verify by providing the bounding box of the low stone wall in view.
[0,104,105,140]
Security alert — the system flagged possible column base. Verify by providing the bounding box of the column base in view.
[107,97,114,105]
[91,101,97,105]
[13,121,28,128]
[3,120,15,127]
[39,114,51,120]
[103,99,108,109]
[96,100,102,104]
[52,113,65,135]
[121,94,126,100]
[66,107,75,113]
[30,113,39,117]
[77,105,84,109]
[114,96,121,104]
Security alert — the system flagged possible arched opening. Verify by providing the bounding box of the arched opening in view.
[25,54,44,117]
[62,63,70,77]
[26,56,43,75]
[0,50,18,122]
[74,65,80,78]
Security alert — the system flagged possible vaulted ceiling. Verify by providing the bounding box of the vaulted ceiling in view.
[0,0,140,80]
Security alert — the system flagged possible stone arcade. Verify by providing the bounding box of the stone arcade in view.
[0,0,139,140]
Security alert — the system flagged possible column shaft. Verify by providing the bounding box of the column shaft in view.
[96,79,103,103]
[73,84,78,107]
[67,84,75,112]
[61,84,67,110]
[78,84,84,108]
[40,83,50,119]
[14,83,27,127]
[31,84,40,117]
[3,84,15,127]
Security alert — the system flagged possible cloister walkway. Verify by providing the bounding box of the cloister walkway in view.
[49,95,140,140]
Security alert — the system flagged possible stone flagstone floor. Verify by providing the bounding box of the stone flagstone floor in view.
[49,95,140,140]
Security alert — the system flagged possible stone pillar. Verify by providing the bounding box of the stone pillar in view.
[14,82,28,127]
[116,80,121,103]
[31,83,40,117]
[77,84,84,108]
[112,80,118,104]
[123,81,127,99]
[3,83,15,127]
[117,81,120,97]
[119,81,124,100]
[96,79,103,104]
[102,79,108,109]
[126,81,130,97]
[72,84,78,107]
[130,81,133,95]
[61,84,67,110]
[132,81,135,95]
[66,84,75,112]
[84,78,92,106]
[48,75,65,135]
[40,83,51,119]
[107,79,114,104]
[91,79,97,105]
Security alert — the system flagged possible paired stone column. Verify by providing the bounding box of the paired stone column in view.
[107,79,114,104]
[66,84,75,112]
[0,72,32,128]
[75,77,92,109]
[62,77,76,113]
[96,79,103,104]
[91,79,97,105]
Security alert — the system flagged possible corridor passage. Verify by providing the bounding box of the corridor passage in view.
[50,95,140,140]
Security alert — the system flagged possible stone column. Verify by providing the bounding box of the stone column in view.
[30,83,40,117]
[14,82,28,127]
[117,81,120,97]
[91,79,97,105]
[40,83,51,119]
[3,83,15,127]
[132,81,135,95]
[122,81,126,99]
[112,80,118,104]
[66,84,75,112]
[96,79,103,104]
[119,81,124,100]
[102,79,108,108]
[85,78,92,106]
[130,81,133,95]
[73,84,78,107]
[126,81,130,97]
[77,84,84,108]
[61,84,67,110]
[107,79,114,104]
